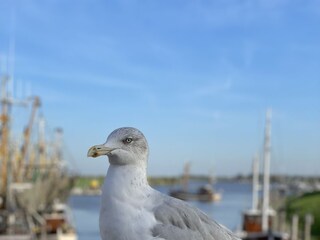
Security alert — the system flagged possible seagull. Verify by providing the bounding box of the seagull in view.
[87,127,240,240]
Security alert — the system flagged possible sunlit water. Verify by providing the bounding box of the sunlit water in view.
[68,182,252,240]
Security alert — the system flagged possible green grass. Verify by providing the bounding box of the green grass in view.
[286,191,320,237]
[73,176,180,189]
[73,176,104,188]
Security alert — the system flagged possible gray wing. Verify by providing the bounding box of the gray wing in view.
[151,194,240,240]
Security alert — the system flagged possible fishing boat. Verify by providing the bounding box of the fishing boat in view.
[0,75,77,239]
[169,162,222,202]
[170,184,221,202]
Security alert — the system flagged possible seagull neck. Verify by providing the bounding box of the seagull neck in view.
[106,164,148,187]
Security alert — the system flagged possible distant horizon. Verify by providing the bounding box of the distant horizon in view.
[74,173,320,179]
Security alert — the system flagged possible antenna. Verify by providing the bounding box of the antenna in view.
[0,55,7,75]
[8,3,16,84]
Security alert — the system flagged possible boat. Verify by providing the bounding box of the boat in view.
[44,202,77,240]
[170,184,222,202]
[235,109,289,240]
[0,75,77,239]
[169,162,222,202]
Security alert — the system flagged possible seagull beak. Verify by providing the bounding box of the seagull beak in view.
[87,144,116,158]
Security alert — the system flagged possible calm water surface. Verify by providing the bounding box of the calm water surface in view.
[68,182,252,240]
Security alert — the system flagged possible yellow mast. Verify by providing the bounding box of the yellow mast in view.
[0,75,10,207]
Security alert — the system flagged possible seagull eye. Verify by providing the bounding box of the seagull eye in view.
[123,137,133,144]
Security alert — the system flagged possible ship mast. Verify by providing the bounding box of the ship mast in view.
[53,128,63,165]
[182,162,190,192]
[16,96,41,181]
[0,75,10,207]
[262,109,272,232]
[38,115,46,167]
[0,74,32,208]
[251,154,259,211]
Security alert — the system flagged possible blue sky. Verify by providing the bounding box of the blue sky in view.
[0,0,319,176]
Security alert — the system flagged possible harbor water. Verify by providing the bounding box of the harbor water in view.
[68,181,252,240]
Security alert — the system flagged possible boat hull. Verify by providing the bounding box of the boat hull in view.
[170,190,221,202]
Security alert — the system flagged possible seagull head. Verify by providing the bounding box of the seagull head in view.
[87,127,149,166]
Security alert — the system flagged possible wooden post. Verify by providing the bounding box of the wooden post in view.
[304,214,314,240]
[278,211,287,233]
[291,214,299,240]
